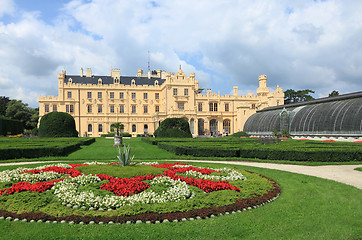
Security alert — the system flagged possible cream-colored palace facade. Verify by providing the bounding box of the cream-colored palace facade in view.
[39,68,284,137]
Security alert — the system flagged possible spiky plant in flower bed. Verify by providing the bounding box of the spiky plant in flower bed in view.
[116,144,135,167]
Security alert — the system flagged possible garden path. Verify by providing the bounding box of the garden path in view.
[0,160,361,189]
[169,160,362,190]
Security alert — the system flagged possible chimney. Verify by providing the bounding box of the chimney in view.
[137,69,143,77]
[233,86,238,96]
[80,68,83,77]
[86,68,92,77]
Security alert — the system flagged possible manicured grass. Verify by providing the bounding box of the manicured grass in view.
[355,167,362,171]
[1,137,361,166]
[0,162,361,240]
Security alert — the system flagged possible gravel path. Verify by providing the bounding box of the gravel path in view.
[0,160,361,189]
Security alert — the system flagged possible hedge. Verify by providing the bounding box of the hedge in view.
[0,117,23,135]
[38,112,78,137]
[154,118,192,138]
[0,138,95,160]
[143,138,362,162]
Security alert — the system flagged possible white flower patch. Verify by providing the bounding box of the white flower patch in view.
[185,168,246,181]
[52,175,192,209]
[138,161,159,165]
[83,161,108,165]
[0,168,65,183]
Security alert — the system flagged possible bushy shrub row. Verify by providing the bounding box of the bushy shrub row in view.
[0,117,23,135]
[0,138,95,160]
[144,138,362,162]
[100,132,132,137]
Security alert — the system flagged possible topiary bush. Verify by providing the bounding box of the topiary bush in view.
[230,131,249,138]
[154,118,192,138]
[38,112,78,137]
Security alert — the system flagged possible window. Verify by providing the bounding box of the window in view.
[277,100,280,106]
[223,120,231,134]
[209,103,213,112]
[155,105,159,112]
[120,92,124,99]
[252,103,256,109]
[132,92,136,99]
[98,105,102,113]
[87,92,92,99]
[110,105,114,113]
[131,105,136,113]
[143,93,148,99]
[87,105,92,113]
[52,105,57,112]
[120,105,124,113]
[225,103,229,112]
[144,105,148,113]
[155,93,159,99]
[98,124,103,132]
[88,124,92,132]
[66,105,74,113]
[184,88,188,96]
[45,105,49,113]
[98,92,102,99]
[198,103,202,112]
[132,124,136,132]
[178,102,184,110]
[209,103,217,111]
[110,92,114,99]
[67,92,72,99]
[173,88,177,95]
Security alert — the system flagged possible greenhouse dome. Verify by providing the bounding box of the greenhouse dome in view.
[243,91,362,138]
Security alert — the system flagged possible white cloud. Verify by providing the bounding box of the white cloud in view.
[0,0,362,107]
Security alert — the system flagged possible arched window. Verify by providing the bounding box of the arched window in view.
[132,124,136,132]
[210,119,218,135]
[88,124,92,132]
[98,124,103,132]
[198,119,204,135]
[144,124,148,134]
[223,120,231,134]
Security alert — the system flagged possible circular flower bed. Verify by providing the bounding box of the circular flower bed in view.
[0,162,280,224]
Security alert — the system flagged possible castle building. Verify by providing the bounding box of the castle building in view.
[38,68,284,137]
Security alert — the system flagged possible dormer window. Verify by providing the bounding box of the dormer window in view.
[68,78,72,83]
[155,80,159,86]
[114,78,120,84]
[98,78,102,85]
[131,79,136,85]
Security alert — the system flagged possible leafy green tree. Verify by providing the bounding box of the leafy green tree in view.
[329,90,339,97]
[0,96,10,116]
[111,122,124,136]
[5,100,32,129]
[284,89,315,104]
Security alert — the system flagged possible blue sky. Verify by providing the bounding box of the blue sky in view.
[0,0,362,107]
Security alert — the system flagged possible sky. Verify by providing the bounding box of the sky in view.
[0,0,362,108]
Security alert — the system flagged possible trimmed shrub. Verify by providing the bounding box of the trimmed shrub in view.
[230,131,249,138]
[154,118,192,138]
[38,112,78,137]
[0,117,23,135]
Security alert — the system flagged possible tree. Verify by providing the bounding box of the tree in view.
[154,118,192,138]
[38,112,78,137]
[284,89,315,104]
[5,100,33,129]
[329,90,339,97]
[111,122,124,136]
[0,96,10,116]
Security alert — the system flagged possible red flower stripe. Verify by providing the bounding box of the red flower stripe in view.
[97,174,161,197]
[0,179,63,196]
[68,164,88,168]
[23,166,82,178]
[151,163,220,175]
[164,170,240,193]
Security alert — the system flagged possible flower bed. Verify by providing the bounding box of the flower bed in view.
[0,162,280,224]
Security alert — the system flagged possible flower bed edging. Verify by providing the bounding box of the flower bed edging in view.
[0,170,280,224]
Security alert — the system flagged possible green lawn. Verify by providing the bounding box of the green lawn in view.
[0,162,361,240]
